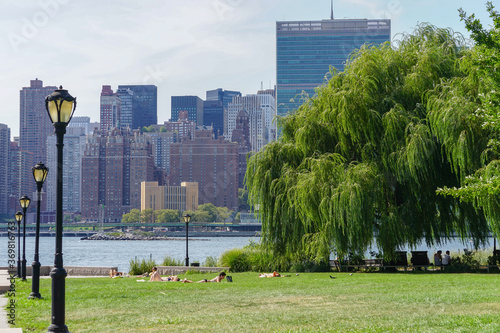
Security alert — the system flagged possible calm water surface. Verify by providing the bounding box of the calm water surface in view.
[0,236,495,272]
[1,236,259,272]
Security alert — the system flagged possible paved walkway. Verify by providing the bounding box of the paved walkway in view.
[0,270,22,332]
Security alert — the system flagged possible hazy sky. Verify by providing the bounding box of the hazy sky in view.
[0,0,493,137]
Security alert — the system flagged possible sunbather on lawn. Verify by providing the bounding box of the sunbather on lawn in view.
[182,272,226,283]
[149,266,180,282]
[259,271,281,277]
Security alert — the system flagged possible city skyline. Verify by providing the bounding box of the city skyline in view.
[0,0,492,137]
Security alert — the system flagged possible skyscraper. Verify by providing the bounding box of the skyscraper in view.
[0,124,10,216]
[117,85,157,130]
[169,129,238,210]
[19,79,57,196]
[45,127,86,213]
[81,128,155,222]
[171,96,204,126]
[227,93,276,152]
[205,88,242,138]
[100,85,121,133]
[276,18,391,117]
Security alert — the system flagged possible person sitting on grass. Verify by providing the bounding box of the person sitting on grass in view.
[182,272,226,283]
[259,271,281,278]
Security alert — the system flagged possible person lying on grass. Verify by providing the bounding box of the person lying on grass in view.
[182,272,226,283]
[149,266,180,282]
[109,269,124,278]
[259,271,281,278]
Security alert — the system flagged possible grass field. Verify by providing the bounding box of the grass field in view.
[9,272,500,332]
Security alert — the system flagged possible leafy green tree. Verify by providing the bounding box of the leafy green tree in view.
[156,209,180,223]
[238,188,250,212]
[141,209,154,223]
[193,210,211,222]
[122,209,140,223]
[246,24,490,262]
[435,3,500,235]
[216,206,232,222]
[198,203,218,221]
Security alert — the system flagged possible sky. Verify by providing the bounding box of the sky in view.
[0,0,494,138]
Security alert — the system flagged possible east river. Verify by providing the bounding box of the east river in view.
[0,235,496,272]
[1,236,259,272]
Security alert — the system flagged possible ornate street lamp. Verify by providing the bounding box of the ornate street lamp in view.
[29,162,48,299]
[183,214,191,267]
[14,211,23,278]
[45,86,76,333]
[19,195,31,281]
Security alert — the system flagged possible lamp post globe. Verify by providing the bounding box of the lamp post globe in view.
[30,162,48,299]
[183,214,191,267]
[14,212,23,278]
[19,195,31,281]
[45,86,76,333]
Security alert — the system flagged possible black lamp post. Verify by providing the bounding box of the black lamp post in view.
[184,214,191,267]
[29,162,48,299]
[19,195,31,281]
[14,211,23,278]
[45,86,76,333]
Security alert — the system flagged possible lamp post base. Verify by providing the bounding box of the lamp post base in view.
[28,292,41,299]
[47,323,69,333]
[21,259,27,281]
[29,261,42,299]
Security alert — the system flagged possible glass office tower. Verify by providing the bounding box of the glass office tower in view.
[276,19,391,118]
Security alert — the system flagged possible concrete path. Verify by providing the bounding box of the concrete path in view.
[0,270,22,332]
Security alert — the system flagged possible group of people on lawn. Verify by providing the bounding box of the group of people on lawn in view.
[433,250,451,266]
[110,266,284,282]
[148,266,226,283]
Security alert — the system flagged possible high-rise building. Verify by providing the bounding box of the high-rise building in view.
[117,85,157,130]
[19,79,58,196]
[164,110,196,140]
[203,100,224,138]
[45,127,86,213]
[171,96,204,126]
[69,116,91,135]
[230,110,251,188]
[81,128,155,222]
[169,129,238,210]
[143,130,178,177]
[100,85,121,133]
[0,124,10,216]
[276,18,391,117]
[227,94,276,152]
[205,89,241,138]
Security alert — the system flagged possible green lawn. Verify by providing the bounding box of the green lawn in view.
[9,272,500,332]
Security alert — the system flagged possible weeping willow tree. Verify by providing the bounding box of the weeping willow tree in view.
[433,3,500,237]
[246,24,492,262]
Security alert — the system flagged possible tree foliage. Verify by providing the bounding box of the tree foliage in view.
[436,3,500,235]
[122,209,140,223]
[247,23,492,262]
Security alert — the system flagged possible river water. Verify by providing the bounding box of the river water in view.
[0,236,496,272]
[1,236,259,272]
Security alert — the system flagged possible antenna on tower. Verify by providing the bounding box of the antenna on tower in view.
[330,0,334,20]
[261,81,263,90]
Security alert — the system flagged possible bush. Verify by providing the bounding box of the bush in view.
[162,256,182,266]
[218,242,330,273]
[203,256,218,267]
[219,248,250,272]
[447,249,480,273]
[129,258,156,275]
